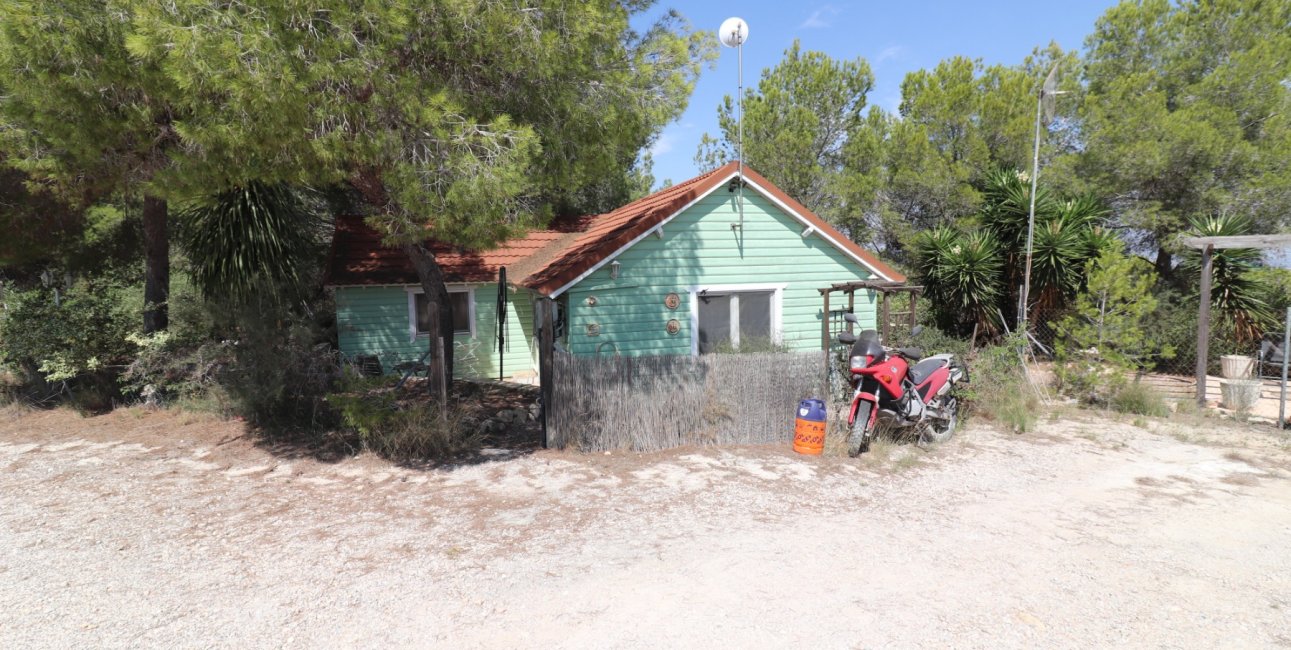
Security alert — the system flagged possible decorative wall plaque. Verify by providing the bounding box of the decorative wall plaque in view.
[665,319,681,335]
[664,292,681,310]
[585,323,601,336]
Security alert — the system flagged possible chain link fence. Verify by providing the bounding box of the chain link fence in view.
[1027,297,1289,410]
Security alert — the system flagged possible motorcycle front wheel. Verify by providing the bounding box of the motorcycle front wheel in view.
[921,396,958,445]
[848,402,874,457]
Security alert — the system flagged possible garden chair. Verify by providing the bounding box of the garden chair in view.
[352,354,384,377]
[1258,333,1286,379]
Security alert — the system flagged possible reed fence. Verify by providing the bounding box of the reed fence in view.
[548,350,824,451]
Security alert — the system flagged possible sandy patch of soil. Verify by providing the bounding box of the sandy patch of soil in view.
[1,404,1289,648]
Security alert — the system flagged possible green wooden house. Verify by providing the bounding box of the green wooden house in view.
[325,162,903,382]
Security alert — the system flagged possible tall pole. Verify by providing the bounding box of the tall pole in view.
[1195,245,1214,406]
[1019,89,1043,334]
[719,18,748,232]
[736,38,744,230]
[1279,306,1289,430]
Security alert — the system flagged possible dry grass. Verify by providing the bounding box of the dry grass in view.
[361,405,482,461]
[0,400,34,421]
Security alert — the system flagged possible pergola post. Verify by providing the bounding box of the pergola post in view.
[537,297,555,448]
[1195,245,1213,406]
[1180,235,1291,409]
[821,289,831,351]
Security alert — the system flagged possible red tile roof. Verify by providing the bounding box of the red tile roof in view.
[324,161,904,290]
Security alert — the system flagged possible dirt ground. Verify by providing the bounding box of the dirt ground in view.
[2,405,1290,649]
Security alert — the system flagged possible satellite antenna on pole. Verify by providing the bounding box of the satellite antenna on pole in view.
[1019,62,1068,334]
[719,17,748,230]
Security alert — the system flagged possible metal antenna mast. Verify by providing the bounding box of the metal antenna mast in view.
[719,17,749,230]
[1020,62,1066,333]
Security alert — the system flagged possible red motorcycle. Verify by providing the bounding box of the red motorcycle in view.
[837,318,968,456]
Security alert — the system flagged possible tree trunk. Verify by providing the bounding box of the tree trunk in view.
[1154,246,1173,281]
[142,196,169,333]
[403,243,455,405]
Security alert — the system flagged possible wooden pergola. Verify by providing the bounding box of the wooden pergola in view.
[1183,234,1291,427]
[818,280,924,349]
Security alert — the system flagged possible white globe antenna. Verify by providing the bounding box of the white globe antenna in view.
[718,17,748,48]
[718,17,749,230]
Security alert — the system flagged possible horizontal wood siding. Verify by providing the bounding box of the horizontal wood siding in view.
[564,191,878,356]
[335,285,536,380]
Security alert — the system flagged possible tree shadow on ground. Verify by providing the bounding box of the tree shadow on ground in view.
[246,378,545,470]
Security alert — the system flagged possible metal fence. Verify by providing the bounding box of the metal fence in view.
[1022,301,1275,382]
[547,350,825,451]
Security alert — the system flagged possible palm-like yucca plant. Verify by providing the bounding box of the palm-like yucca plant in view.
[979,168,1057,254]
[1030,194,1112,304]
[915,226,1004,338]
[913,225,961,290]
[1180,213,1275,344]
[1081,225,1122,262]
[918,170,1119,342]
[1053,195,1105,230]
[178,183,323,304]
[1029,218,1084,310]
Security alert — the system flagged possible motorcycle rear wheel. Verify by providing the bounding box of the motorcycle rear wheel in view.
[921,396,958,445]
[848,402,873,457]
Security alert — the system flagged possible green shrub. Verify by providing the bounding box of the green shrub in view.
[908,325,972,359]
[328,376,479,460]
[960,331,1040,433]
[119,332,227,404]
[1110,381,1168,417]
[0,280,137,406]
[1056,250,1171,404]
[218,298,339,431]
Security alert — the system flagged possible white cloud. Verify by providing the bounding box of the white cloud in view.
[799,5,840,29]
[875,45,904,64]
[649,133,675,157]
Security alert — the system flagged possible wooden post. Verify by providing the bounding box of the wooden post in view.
[538,297,556,449]
[881,292,891,341]
[436,336,448,424]
[426,300,447,405]
[1195,245,1213,406]
[497,267,507,382]
[821,290,831,350]
[846,289,855,334]
[909,291,918,331]
[1280,306,1289,430]
[821,289,831,399]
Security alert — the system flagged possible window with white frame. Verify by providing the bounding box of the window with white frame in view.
[409,288,474,339]
[695,289,778,353]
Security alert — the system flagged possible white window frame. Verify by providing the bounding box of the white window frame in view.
[406,285,476,342]
[688,283,786,355]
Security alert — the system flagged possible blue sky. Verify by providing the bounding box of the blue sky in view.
[639,1,1120,186]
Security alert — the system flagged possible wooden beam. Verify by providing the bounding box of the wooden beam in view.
[881,293,891,341]
[846,289,855,334]
[823,280,925,293]
[821,290,831,351]
[537,298,555,448]
[1181,234,1291,249]
[1195,245,1213,406]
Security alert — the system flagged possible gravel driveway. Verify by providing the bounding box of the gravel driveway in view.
[2,406,1289,649]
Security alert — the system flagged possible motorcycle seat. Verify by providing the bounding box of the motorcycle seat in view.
[908,357,949,385]
[897,347,923,361]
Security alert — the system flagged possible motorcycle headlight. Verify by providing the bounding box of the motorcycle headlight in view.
[849,355,866,371]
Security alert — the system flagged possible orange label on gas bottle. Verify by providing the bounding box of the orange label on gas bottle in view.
[793,419,826,448]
